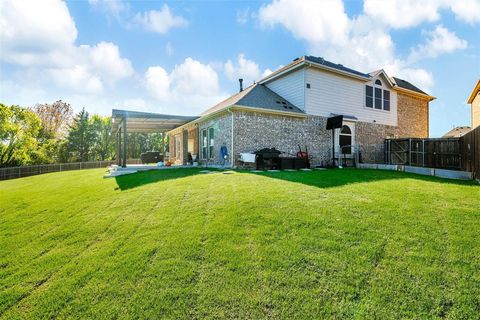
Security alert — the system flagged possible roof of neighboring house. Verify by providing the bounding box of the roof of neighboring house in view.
[467,79,480,104]
[390,77,428,95]
[442,126,471,138]
[201,83,305,117]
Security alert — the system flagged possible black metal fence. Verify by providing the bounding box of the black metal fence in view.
[385,126,480,178]
[0,159,142,181]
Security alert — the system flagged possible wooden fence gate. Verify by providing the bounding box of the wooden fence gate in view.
[385,125,480,178]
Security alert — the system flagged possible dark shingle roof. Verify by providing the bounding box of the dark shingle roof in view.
[304,56,370,78]
[391,77,428,95]
[442,126,471,138]
[201,83,304,117]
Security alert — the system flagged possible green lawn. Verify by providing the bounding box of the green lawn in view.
[0,168,479,319]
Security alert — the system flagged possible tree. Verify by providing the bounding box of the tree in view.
[0,104,41,167]
[65,108,95,162]
[32,100,73,140]
[90,115,115,161]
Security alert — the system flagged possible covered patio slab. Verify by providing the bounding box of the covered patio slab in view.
[111,109,198,168]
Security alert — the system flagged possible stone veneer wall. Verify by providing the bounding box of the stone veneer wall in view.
[233,111,331,167]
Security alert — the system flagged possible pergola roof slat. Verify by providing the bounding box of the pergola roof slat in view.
[111,109,198,133]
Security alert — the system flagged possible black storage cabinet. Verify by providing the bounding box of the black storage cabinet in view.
[279,157,294,170]
[140,152,163,164]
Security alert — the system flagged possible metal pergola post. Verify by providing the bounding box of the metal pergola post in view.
[117,127,121,166]
[122,117,127,168]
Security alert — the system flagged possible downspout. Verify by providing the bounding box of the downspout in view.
[227,108,234,168]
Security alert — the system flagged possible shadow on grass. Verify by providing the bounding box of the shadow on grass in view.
[114,167,212,191]
[114,167,477,191]
[239,168,478,189]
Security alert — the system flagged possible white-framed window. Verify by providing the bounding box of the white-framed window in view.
[200,127,215,160]
[366,79,390,111]
[201,129,207,160]
[339,125,352,154]
[208,127,214,159]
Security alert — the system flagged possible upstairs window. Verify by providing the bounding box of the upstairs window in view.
[366,79,390,111]
[366,85,373,108]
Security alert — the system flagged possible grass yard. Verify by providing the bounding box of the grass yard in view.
[0,168,479,319]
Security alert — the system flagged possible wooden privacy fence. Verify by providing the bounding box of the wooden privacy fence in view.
[385,126,480,178]
[0,159,142,181]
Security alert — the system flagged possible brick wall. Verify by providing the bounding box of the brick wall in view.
[233,112,331,167]
[396,92,429,138]
[198,113,232,166]
[472,94,480,129]
[168,91,430,166]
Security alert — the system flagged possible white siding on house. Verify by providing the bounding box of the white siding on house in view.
[265,69,305,110]
[304,68,397,126]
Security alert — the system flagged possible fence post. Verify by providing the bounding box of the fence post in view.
[422,139,425,167]
[408,139,412,166]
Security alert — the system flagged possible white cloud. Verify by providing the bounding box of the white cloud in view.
[0,0,133,95]
[88,0,129,19]
[144,58,227,115]
[256,0,472,93]
[224,54,263,86]
[262,68,273,78]
[363,0,480,28]
[408,25,468,62]
[81,41,134,82]
[450,0,480,23]
[133,4,188,34]
[363,0,441,29]
[0,0,77,65]
[145,66,170,100]
[259,0,349,44]
[395,68,434,92]
[236,7,251,24]
[49,66,104,94]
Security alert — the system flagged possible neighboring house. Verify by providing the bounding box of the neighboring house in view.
[467,79,480,129]
[442,126,471,138]
[168,55,435,167]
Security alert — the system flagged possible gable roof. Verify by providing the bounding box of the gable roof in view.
[304,55,371,78]
[442,126,471,138]
[201,83,304,117]
[260,55,435,100]
[390,77,428,95]
[467,79,480,104]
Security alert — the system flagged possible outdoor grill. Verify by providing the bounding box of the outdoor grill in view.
[254,148,282,170]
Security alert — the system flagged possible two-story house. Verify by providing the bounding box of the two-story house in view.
[468,80,480,129]
[167,55,435,167]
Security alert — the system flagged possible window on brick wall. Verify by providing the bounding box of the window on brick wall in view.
[201,129,207,160]
[208,127,214,159]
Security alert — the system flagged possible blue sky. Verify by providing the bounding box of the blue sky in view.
[0,0,479,137]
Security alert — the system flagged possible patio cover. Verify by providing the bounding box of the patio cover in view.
[111,109,198,133]
[111,109,198,167]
